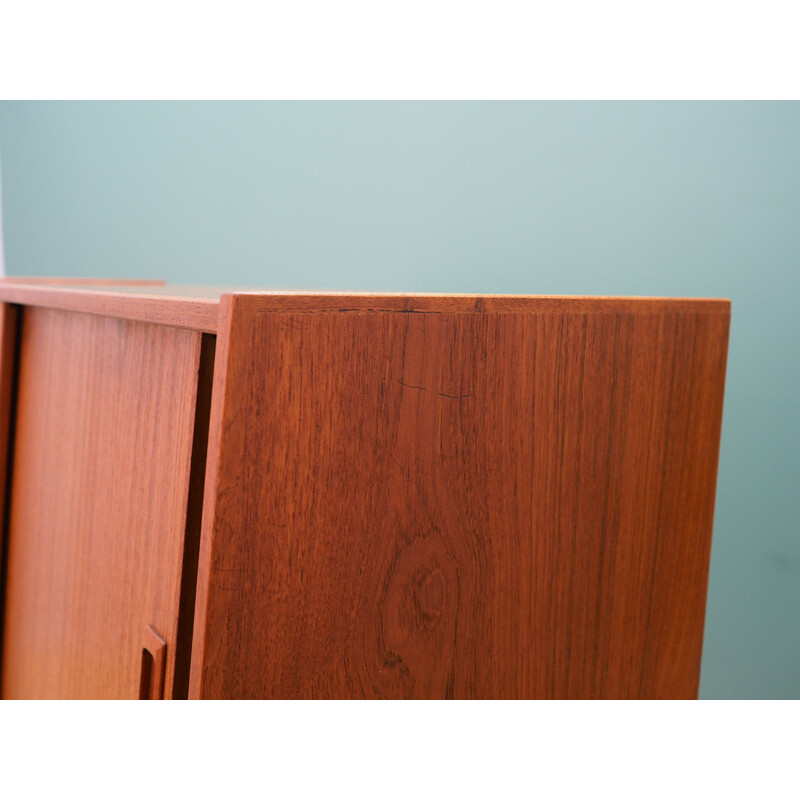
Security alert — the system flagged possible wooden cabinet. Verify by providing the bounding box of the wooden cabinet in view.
[0,280,730,699]
[1,307,213,698]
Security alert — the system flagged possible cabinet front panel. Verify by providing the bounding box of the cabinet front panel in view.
[192,301,729,699]
[1,308,205,699]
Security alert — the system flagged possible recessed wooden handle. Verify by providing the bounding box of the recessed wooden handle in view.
[139,625,167,700]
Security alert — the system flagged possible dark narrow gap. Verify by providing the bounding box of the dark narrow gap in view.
[172,332,216,699]
[0,305,23,686]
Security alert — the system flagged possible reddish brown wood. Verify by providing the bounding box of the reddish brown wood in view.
[0,280,730,699]
[190,295,730,699]
[0,281,218,333]
[171,334,216,700]
[0,278,730,336]
[0,307,208,699]
[140,626,167,700]
[214,293,727,315]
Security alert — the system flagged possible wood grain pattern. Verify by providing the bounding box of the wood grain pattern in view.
[0,279,730,337]
[0,307,208,699]
[0,282,218,333]
[190,295,730,699]
[215,293,728,315]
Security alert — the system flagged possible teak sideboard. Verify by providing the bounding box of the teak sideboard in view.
[0,279,730,699]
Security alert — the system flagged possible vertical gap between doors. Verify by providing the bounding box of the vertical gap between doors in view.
[0,305,23,689]
[172,332,216,699]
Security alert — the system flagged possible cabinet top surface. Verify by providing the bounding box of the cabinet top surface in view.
[0,278,731,334]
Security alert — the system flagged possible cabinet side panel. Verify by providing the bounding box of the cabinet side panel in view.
[1,308,203,699]
[193,301,729,699]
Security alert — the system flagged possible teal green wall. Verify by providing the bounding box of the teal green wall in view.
[1,101,797,698]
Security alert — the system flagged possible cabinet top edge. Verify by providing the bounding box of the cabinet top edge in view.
[0,279,731,330]
[0,280,220,333]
